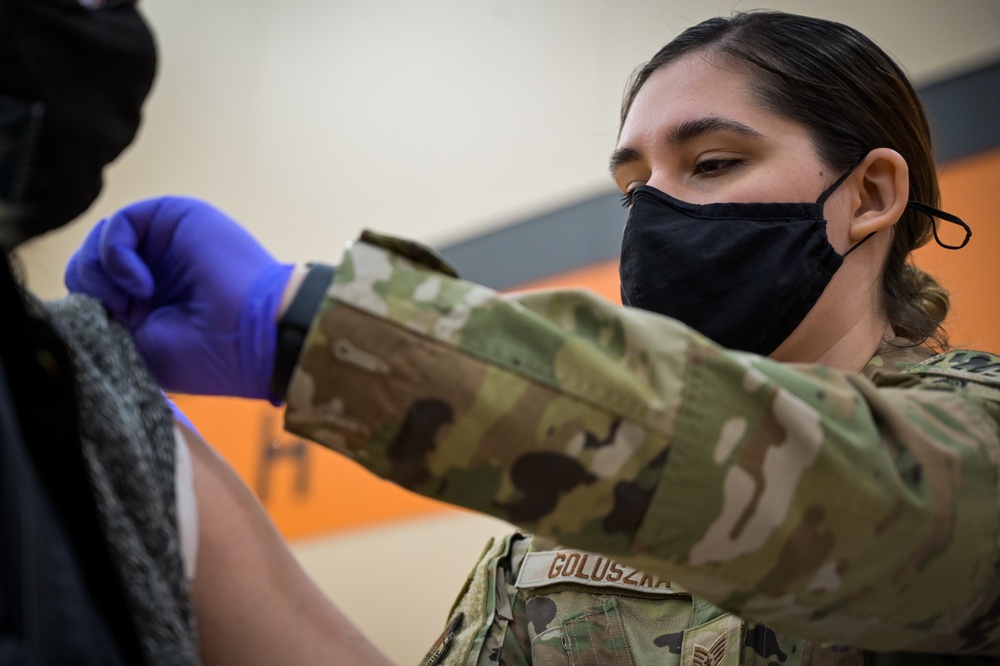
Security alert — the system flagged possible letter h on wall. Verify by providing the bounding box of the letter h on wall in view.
[255,413,310,503]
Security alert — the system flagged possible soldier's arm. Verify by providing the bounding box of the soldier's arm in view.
[284,231,1000,655]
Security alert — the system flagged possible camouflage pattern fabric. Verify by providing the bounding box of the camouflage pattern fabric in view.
[284,231,1000,656]
[419,532,996,665]
[418,532,870,666]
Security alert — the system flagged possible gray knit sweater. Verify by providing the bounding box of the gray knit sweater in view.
[43,294,199,665]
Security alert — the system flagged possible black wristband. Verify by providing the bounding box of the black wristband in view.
[271,263,336,402]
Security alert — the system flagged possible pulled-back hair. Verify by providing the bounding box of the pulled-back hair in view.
[621,11,950,350]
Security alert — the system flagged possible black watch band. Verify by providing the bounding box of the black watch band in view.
[271,263,335,402]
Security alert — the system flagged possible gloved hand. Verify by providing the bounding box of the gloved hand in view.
[65,196,294,401]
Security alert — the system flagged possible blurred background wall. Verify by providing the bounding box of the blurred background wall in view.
[16,1,1000,663]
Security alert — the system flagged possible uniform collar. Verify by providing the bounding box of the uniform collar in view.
[861,338,935,378]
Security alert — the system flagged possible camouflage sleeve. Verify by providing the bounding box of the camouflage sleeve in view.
[284,231,1000,655]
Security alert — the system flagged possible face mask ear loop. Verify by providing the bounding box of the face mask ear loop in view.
[818,154,873,258]
[842,230,877,258]
[907,201,972,250]
[816,154,868,206]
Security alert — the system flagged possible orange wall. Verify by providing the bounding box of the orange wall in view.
[914,149,1000,352]
[180,146,1000,541]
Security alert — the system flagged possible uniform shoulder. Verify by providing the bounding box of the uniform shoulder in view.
[357,229,460,277]
[904,349,1000,402]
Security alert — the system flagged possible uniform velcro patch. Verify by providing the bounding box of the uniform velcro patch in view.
[515,550,683,595]
[908,350,1000,403]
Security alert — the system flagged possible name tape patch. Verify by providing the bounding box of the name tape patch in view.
[515,550,684,596]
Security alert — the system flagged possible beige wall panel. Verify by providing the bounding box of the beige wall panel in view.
[19,0,1000,297]
[292,513,514,664]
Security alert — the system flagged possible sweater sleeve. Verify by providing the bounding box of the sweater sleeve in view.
[284,231,1000,655]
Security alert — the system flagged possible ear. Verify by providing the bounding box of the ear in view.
[846,147,909,242]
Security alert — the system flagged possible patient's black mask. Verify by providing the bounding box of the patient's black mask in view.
[0,0,156,249]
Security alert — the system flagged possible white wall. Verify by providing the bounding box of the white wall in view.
[16,2,1000,663]
[18,0,1000,297]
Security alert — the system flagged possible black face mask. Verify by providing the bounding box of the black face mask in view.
[0,0,157,249]
[618,163,971,356]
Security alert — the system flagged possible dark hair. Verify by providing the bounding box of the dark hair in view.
[621,11,949,350]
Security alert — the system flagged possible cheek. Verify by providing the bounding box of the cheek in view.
[820,195,855,253]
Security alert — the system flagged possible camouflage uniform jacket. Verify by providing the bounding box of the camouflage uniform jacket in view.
[418,532,994,666]
[284,231,1000,657]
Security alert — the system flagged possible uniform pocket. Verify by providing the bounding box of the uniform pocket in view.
[531,596,634,666]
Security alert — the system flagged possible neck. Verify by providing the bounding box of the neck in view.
[769,234,896,372]
[769,301,892,372]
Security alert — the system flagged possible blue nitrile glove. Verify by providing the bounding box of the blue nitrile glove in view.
[65,196,294,401]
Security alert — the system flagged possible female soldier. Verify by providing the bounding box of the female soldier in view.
[66,10,1000,663]
[410,13,995,666]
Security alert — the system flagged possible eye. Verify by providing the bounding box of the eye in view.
[619,183,644,208]
[692,158,744,178]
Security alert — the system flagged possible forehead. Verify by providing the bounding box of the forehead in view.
[618,53,773,146]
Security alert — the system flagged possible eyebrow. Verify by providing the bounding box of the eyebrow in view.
[608,116,766,174]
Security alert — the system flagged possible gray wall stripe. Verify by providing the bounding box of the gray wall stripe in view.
[440,190,626,290]
[441,57,1000,290]
[921,59,1000,164]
